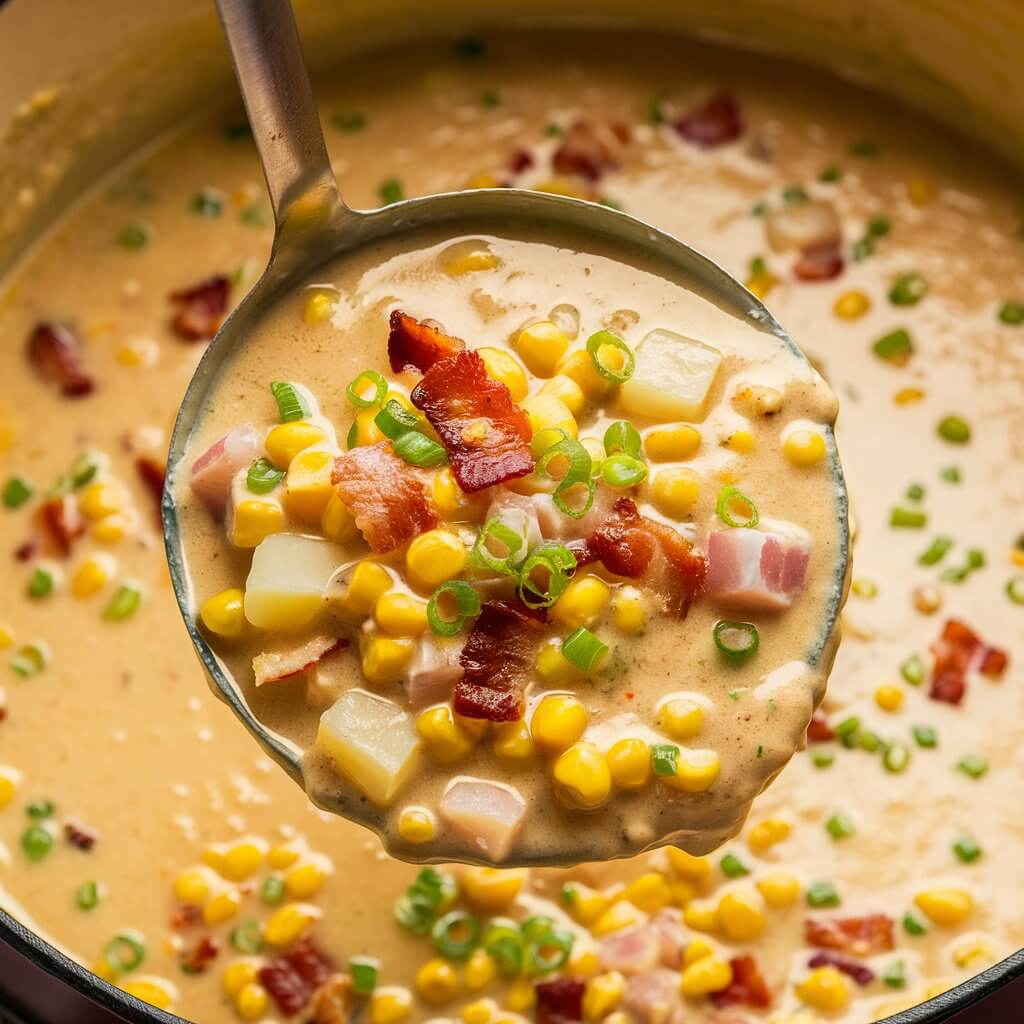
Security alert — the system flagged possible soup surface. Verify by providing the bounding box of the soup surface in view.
[0,28,1021,1024]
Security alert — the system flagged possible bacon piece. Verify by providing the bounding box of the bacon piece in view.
[930,619,1009,705]
[807,951,875,987]
[26,322,95,398]
[455,600,545,721]
[674,93,743,148]
[599,924,661,975]
[253,636,348,687]
[170,904,202,930]
[705,524,810,611]
[794,242,844,282]
[331,443,438,553]
[508,148,535,174]
[806,710,835,743]
[64,819,98,851]
[170,275,230,341]
[190,425,262,517]
[552,120,630,181]
[179,935,220,975]
[308,974,353,1024]
[259,937,335,1016]
[135,455,166,517]
[439,778,527,862]
[388,310,465,374]
[411,350,533,493]
[804,914,894,957]
[535,977,585,1024]
[622,969,685,1024]
[35,495,86,557]
[712,955,773,1009]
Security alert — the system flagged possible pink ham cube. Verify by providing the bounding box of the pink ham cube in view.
[438,777,526,861]
[189,425,261,516]
[706,522,811,611]
[598,924,661,975]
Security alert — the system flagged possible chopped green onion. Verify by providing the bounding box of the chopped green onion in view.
[333,111,367,133]
[825,811,856,840]
[393,431,447,467]
[347,370,388,410]
[782,184,808,204]
[427,581,481,637]
[261,875,285,905]
[240,204,269,227]
[524,927,574,976]
[520,915,554,943]
[246,458,285,494]
[561,627,608,672]
[27,799,54,819]
[905,482,925,502]
[103,583,143,622]
[918,536,953,565]
[883,741,911,773]
[851,236,875,262]
[888,272,929,306]
[940,548,985,583]
[957,754,988,779]
[229,919,265,954]
[481,89,501,109]
[10,642,49,678]
[749,255,768,278]
[712,620,759,662]
[650,744,679,778]
[818,164,843,183]
[890,507,926,529]
[585,330,635,384]
[603,420,642,458]
[21,823,53,862]
[76,880,101,911]
[720,853,749,878]
[835,716,861,742]
[482,918,524,978]
[806,881,840,908]
[104,930,146,973]
[902,913,927,937]
[191,189,224,217]
[941,466,962,484]
[883,960,907,989]
[912,725,938,748]
[997,301,1024,325]
[953,835,982,864]
[432,910,480,960]
[537,437,595,518]
[517,542,576,610]
[350,956,380,994]
[716,486,759,528]
[858,731,881,753]
[379,178,404,205]
[873,329,914,365]
[270,381,310,423]
[394,868,458,935]
[868,215,891,237]
[375,398,420,438]
[346,421,359,450]
[27,567,54,600]
[471,518,525,577]
[560,883,579,906]
[70,453,101,490]
[811,750,835,769]
[900,654,925,686]
[601,454,647,490]
[1007,576,1024,605]
[116,223,151,250]
[750,200,768,217]
[937,415,970,444]
[849,139,880,157]
[3,476,33,509]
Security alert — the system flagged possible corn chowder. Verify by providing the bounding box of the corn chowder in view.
[0,27,1021,1024]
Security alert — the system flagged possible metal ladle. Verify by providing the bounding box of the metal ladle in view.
[163,0,849,863]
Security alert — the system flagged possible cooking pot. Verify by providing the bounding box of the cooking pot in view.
[0,0,1022,1021]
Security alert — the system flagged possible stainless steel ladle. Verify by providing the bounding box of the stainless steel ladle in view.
[163,0,849,863]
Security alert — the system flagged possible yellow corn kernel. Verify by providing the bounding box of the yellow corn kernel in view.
[568,951,601,978]
[668,880,698,908]
[461,866,528,912]
[230,499,284,548]
[375,592,428,637]
[0,767,20,809]
[592,899,646,937]
[924,980,952,999]
[236,982,270,1021]
[723,430,755,454]
[463,998,498,1024]
[907,178,937,205]
[284,447,334,522]
[757,872,801,907]
[464,948,499,991]
[1012,548,1024,568]
[748,818,791,854]
[531,694,588,752]
[91,513,127,544]
[199,588,246,639]
[716,888,766,942]
[0,625,12,649]
[71,556,112,599]
[732,385,783,418]
[680,955,733,998]
[555,348,612,399]
[583,972,625,1021]
[265,421,327,470]
[492,719,538,765]
[606,738,651,791]
[657,698,704,741]
[521,395,578,448]
[320,492,357,544]
[350,406,385,448]
[514,321,570,378]
[220,840,265,882]
[121,978,175,1011]
[416,958,459,1005]
[265,903,321,947]
[682,896,715,931]
[914,889,974,927]
[223,959,260,996]
[361,634,415,685]
[505,978,535,1013]
[621,873,672,914]
[667,848,712,886]
[441,240,501,276]
[783,430,827,468]
[372,987,413,1024]
[465,172,501,190]
[396,806,436,844]
[304,289,338,325]
[417,705,477,764]
[477,347,529,402]
[552,574,611,630]
[833,290,871,320]
[894,387,925,406]
[534,177,587,198]
[406,530,467,590]
[335,561,392,618]
[796,966,850,1012]
[662,749,721,793]
[562,882,610,927]
[202,889,242,927]
[553,741,612,810]
[538,374,586,416]
[432,466,483,522]
[267,843,301,870]
[649,468,701,519]
[610,587,647,635]
[535,641,583,686]
[643,425,701,462]
[682,939,714,967]
[79,482,122,521]
[875,684,904,712]
[953,938,994,969]
[285,861,327,900]
[173,867,212,905]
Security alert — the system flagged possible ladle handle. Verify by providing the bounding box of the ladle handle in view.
[214,0,347,232]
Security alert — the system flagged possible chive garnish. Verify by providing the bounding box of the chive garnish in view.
[918,536,953,565]
[517,542,576,610]
[10,642,48,678]
[27,567,55,600]
[782,184,808,204]
[818,164,842,183]
[537,436,596,518]
[825,811,856,840]
[431,910,481,960]
[270,381,310,423]
[374,399,421,439]
[102,583,143,622]
[246,458,284,495]
[858,731,881,753]
[997,301,1024,325]
[600,454,647,490]
[104,930,146,973]
[953,835,982,863]
[346,370,388,410]
[3,476,34,509]
[889,272,929,306]
[379,179,404,205]
[229,919,265,954]
[806,881,840,907]
[21,823,53,862]
[470,518,526,577]
[393,868,458,935]
[603,421,642,459]
[350,956,380,994]
[261,875,285,905]
[1007,576,1024,605]
[937,415,971,444]
[902,913,927,936]
[76,880,101,910]
[811,750,835,769]
[868,216,891,237]
[116,223,152,250]
[27,799,54,819]
[873,329,914,365]
[426,581,481,638]
[883,741,911,773]
[890,507,926,529]
[940,548,985,584]
[191,189,224,217]
[905,482,925,502]
[940,466,962,484]
[561,627,608,673]
[393,431,447,467]
[957,754,988,779]
[883,960,908,989]
[720,852,750,878]
[912,725,938,748]
[482,918,524,978]
[524,923,574,977]
[650,744,680,778]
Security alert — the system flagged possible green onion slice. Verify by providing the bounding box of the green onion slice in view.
[888,272,929,307]
[525,927,575,976]
[27,799,54,819]
[27,567,54,600]
[586,330,636,384]
[937,415,970,444]
[918,536,953,566]
[10,642,49,678]
[650,744,679,778]
[77,880,101,911]
[603,421,641,458]
[350,956,380,995]
[806,881,840,908]
[957,754,988,779]
[3,476,33,509]
[872,329,914,365]
[247,457,285,494]
[270,381,311,423]
[21,823,53,862]
[393,431,447,467]
[431,910,481,960]
[720,852,749,878]
[601,454,647,490]
[346,370,388,410]
[103,583,143,622]
[427,581,481,637]
[261,875,285,905]
[375,398,421,439]
[1008,576,1024,605]
[517,542,576,609]
[716,486,759,528]
[883,741,911,773]
[890,507,927,529]
[483,918,524,978]
[471,518,526,577]
[70,453,101,490]
[900,654,925,685]
[393,868,457,935]
[537,437,595,519]
[713,620,759,661]
[104,930,146,973]
[229,919,265,954]
[561,627,608,672]
[902,913,927,937]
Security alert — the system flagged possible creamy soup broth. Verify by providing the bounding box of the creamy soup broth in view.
[0,29,1021,1024]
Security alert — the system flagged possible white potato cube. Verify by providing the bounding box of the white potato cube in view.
[244,533,345,631]
[318,689,421,806]
[439,777,527,861]
[619,328,723,422]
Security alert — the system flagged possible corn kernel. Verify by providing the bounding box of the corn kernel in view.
[492,720,538,764]
[716,888,766,942]
[667,848,712,886]
[894,387,926,406]
[668,880,698,908]
[0,767,20,809]
[514,321,570,378]
[568,951,601,978]
[583,972,625,1020]
[230,499,284,548]
[907,178,937,205]
[535,641,583,686]
[732,385,783,418]
[236,982,270,1020]
[783,430,827,468]
[267,843,301,870]
[334,561,392,619]
[361,634,415,685]
[723,430,755,454]
[621,873,672,914]
[406,530,466,590]
[375,592,428,637]
[441,240,501,276]
[534,178,587,199]
[93,512,131,544]
[284,447,335,522]
[463,998,498,1024]
[72,556,113,599]
[199,588,246,639]
[553,741,612,810]
[745,272,779,301]
[562,882,610,927]
[650,468,701,519]
[609,587,646,635]
[371,987,413,1024]
[662,749,720,793]
[304,289,338,325]
[265,902,321,946]
[319,493,357,544]
[924,980,953,999]
[285,861,327,900]
[682,939,714,967]
[555,349,612,398]
[538,374,586,416]
[80,482,123,521]
[203,889,242,926]
[681,955,733,998]
[0,625,12,649]
[174,867,212,905]
[505,978,535,1012]
[592,899,646,937]
[222,959,259,997]
[397,806,436,844]
[833,290,870,320]
[220,840,265,882]
[875,684,904,712]
[465,173,501,190]
[796,966,849,1012]
[531,694,588,752]
[657,698,704,740]
[606,738,651,791]
[92,957,119,983]
[265,421,327,469]
[417,705,477,764]
[521,394,578,445]
[644,425,701,462]
[953,938,993,969]
[121,978,175,1011]
[757,872,801,907]
[463,947,498,990]
[460,866,528,911]
[474,347,529,402]
[416,958,459,1005]
[351,407,385,447]
[914,888,974,927]
[748,818,791,854]
[552,573,611,630]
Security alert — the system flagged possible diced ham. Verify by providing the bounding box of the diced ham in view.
[804,914,894,957]
[438,777,527,861]
[388,310,465,374]
[712,954,773,1009]
[651,909,687,969]
[705,523,811,611]
[674,93,743,149]
[806,710,835,743]
[403,637,465,708]
[598,924,660,975]
[929,618,1009,706]
[411,350,533,493]
[189,425,262,516]
[535,977,585,1024]
[253,636,348,687]
[35,495,86,557]
[765,200,840,254]
[551,120,630,181]
[532,486,616,543]
[807,951,874,987]
[169,275,230,341]
[26,322,95,397]
[622,969,685,1024]
[331,443,438,553]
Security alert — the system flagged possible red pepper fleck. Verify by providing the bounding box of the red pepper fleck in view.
[64,819,98,851]
[169,275,230,341]
[624,691,635,701]
[179,935,220,975]
[674,93,743,148]
[169,904,203,930]
[26,322,95,398]
[535,977,585,1024]
[14,541,37,563]
[508,148,535,174]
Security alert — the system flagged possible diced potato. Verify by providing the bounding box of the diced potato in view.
[318,689,421,806]
[244,533,345,631]
[619,329,723,423]
[439,778,527,861]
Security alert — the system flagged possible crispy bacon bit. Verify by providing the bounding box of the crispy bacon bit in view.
[170,904,202,930]
[411,350,533,493]
[455,601,545,721]
[64,819,98,851]
[253,636,348,688]
[259,937,335,1016]
[551,120,629,181]
[508,148,535,174]
[36,496,86,557]
[930,619,1009,705]
[15,541,36,562]
[135,456,166,523]
[807,710,835,743]
[388,310,466,374]
[794,242,844,282]
[169,275,230,341]
[308,974,353,1024]
[331,443,438,553]
[712,955,773,1009]
[27,322,95,397]
[535,977,585,1024]
[804,914,894,957]
[179,935,220,975]
[580,498,707,616]
[807,951,875,987]
[674,93,743,148]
